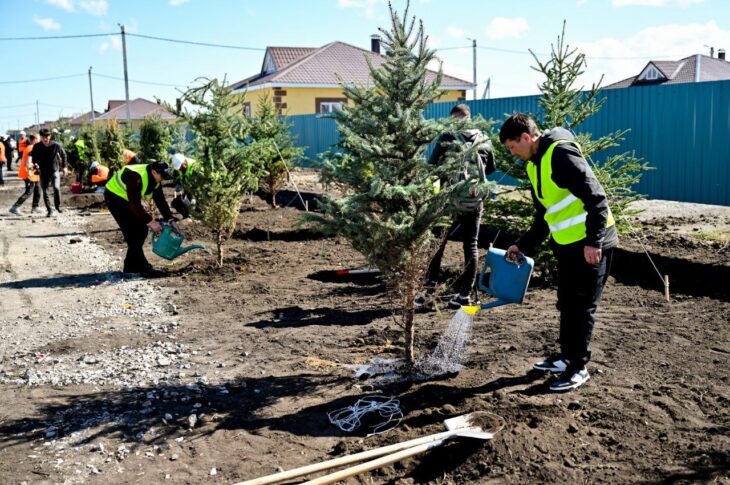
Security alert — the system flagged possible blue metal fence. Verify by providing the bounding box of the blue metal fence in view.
[288,80,730,206]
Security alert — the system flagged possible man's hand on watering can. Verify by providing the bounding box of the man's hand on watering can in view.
[506,245,523,262]
[584,245,602,265]
[147,220,163,236]
[168,218,181,234]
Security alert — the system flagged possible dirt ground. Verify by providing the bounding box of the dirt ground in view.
[0,168,728,484]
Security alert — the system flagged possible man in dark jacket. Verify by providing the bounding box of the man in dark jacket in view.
[499,113,618,392]
[104,161,179,276]
[416,104,496,310]
[30,128,67,216]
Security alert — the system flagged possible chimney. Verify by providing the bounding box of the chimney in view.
[719,49,726,61]
[370,35,381,54]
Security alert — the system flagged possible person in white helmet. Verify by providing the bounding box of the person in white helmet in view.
[170,153,197,219]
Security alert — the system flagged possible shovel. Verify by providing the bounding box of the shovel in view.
[236,412,494,485]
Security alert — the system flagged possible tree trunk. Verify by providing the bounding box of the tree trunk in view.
[216,232,223,268]
[404,305,415,368]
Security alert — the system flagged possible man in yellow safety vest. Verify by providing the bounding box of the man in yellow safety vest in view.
[104,161,179,276]
[499,113,618,392]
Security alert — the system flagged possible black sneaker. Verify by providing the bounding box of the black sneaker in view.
[447,294,471,309]
[533,356,570,373]
[46,211,53,217]
[9,206,21,215]
[55,207,64,213]
[413,294,433,310]
[549,367,590,392]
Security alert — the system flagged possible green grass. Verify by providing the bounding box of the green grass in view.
[691,229,730,242]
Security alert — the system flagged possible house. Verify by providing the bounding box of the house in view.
[68,110,103,128]
[93,98,177,129]
[605,49,730,89]
[230,36,475,115]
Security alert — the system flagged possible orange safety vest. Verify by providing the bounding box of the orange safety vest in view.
[0,142,5,163]
[123,149,137,164]
[18,136,28,154]
[91,165,110,184]
[18,146,39,182]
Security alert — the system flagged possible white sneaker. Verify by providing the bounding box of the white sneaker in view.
[549,368,590,392]
[533,356,570,373]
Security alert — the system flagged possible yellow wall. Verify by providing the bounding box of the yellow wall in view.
[237,86,467,116]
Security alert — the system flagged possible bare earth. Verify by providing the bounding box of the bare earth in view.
[0,169,728,484]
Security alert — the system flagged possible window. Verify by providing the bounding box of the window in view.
[638,65,665,82]
[315,98,347,114]
[319,102,343,113]
[243,102,251,116]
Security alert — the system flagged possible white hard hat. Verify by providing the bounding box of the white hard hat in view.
[171,153,186,170]
[90,161,99,169]
[20,131,26,136]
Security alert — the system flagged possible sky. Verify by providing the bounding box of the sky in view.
[1,0,729,133]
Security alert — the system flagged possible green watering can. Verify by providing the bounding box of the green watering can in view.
[151,224,207,260]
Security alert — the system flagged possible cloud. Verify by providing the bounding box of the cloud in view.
[336,0,386,18]
[33,16,61,31]
[169,0,189,5]
[612,0,704,6]
[486,17,529,40]
[47,0,74,12]
[574,20,730,86]
[99,34,121,54]
[447,27,466,39]
[78,0,108,16]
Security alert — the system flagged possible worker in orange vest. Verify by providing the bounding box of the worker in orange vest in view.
[9,134,41,215]
[17,131,28,158]
[123,149,140,165]
[88,161,110,186]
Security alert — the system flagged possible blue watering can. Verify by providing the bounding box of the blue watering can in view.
[151,225,207,260]
[473,247,534,311]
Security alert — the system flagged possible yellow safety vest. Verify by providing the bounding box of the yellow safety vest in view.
[105,164,158,201]
[526,140,615,245]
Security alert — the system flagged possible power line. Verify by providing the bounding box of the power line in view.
[0,33,115,41]
[127,32,265,51]
[93,72,184,88]
[475,45,670,60]
[0,103,36,109]
[0,73,86,84]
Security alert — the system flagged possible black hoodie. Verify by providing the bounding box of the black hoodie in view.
[516,127,618,254]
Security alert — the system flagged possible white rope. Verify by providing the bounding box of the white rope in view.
[574,129,667,288]
[328,395,403,436]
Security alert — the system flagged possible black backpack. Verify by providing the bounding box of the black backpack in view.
[450,131,493,212]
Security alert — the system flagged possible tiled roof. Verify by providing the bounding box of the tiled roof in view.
[96,98,177,121]
[68,110,102,125]
[231,41,473,92]
[605,54,730,89]
[267,47,316,71]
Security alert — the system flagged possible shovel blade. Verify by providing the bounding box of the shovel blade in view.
[443,412,495,440]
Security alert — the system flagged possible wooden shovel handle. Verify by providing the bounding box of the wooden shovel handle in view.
[302,439,447,485]
[234,430,457,485]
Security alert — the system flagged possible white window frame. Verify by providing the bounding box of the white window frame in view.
[319,101,343,113]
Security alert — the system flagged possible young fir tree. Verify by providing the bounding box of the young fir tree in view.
[247,94,304,208]
[167,79,263,267]
[485,22,650,271]
[75,124,101,178]
[139,114,173,163]
[306,2,483,366]
[99,120,126,171]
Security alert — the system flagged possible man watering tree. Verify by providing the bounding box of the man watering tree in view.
[499,113,618,392]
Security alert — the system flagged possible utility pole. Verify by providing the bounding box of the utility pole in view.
[467,38,477,100]
[472,38,477,100]
[88,66,96,125]
[119,24,132,125]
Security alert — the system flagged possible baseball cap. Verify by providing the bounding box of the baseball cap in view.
[39,128,51,137]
